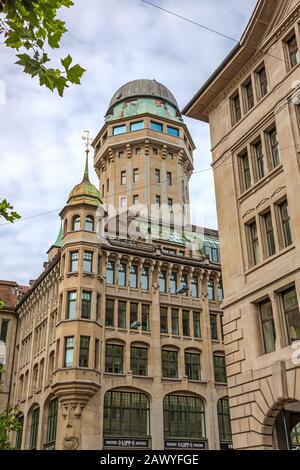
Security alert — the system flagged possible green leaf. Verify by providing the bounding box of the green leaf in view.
[66,64,86,84]
[61,54,72,70]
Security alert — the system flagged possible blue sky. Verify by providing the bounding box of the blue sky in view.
[0,0,256,284]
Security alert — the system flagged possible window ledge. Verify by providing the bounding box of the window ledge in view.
[66,272,78,278]
[83,272,95,278]
[214,381,228,386]
[103,372,126,378]
[245,243,295,275]
[238,164,283,202]
[161,377,181,382]
[132,375,154,381]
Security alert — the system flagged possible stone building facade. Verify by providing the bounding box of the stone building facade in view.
[183,0,300,450]
[0,281,28,412]
[6,80,230,450]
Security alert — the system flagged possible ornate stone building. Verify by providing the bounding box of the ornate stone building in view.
[183,0,300,450]
[6,80,229,450]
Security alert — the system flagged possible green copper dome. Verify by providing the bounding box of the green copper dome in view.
[68,155,102,206]
[105,79,183,123]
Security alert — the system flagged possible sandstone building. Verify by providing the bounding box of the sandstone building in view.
[183,0,300,450]
[4,80,229,450]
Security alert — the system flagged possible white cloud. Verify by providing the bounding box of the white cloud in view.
[0,0,256,284]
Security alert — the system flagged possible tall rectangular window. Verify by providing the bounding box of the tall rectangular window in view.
[240,150,251,191]
[191,276,199,298]
[133,168,139,183]
[142,304,150,332]
[130,265,138,288]
[208,278,215,300]
[96,294,100,321]
[79,336,90,367]
[170,271,177,294]
[259,299,276,353]
[167,171,172,186]
[0,320,9,343]
[105,299,114,327]
[218,282,224,303]
[159,270,167,293]
[248,221,260,265]
[254,140,264,180]
[118,263,127,286]
[268,128,280,168]
[279,200,292,247]
[182,310,190,336]
[67,291,77,319]
[210,314,218,340]
[185,352,201,381]
[168,198,173,212]
[156,195,161,208]
[244,79,254,111]
[121,171,126,185]
[118,301,126,329]
[64,337,74,368]
[162,350,178,378]
[264,211,276,257]
[171,309,179,335]
[282,288,300,343]
[213,354,227,383]
[257,65,268,98]
[160,307,168,334]
[287,33,298,68]
[70,251,79,272]
[132,195,139,205]
[106,261,115,284]
[29,407,40,449]
[105,344,123,374]
[131,347,148,376]
[193,311,201,338]
[155,169,161,183]
[130,302,138,328]
[141,267,149,290]
[81,291,91,319]
[94,339,100,369]
[231,92,241,124]
[83,251,93,273]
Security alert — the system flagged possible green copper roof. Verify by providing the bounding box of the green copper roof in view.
[105,97,183,123]
[53,223,63,248]
[68,154,102,206]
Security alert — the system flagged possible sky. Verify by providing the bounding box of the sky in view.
[0,0,257,285]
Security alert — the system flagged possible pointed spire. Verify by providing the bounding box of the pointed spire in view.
[82,149,90,183]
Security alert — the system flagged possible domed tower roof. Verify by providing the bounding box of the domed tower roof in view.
[68,155,102,206]
[106,79,180,116]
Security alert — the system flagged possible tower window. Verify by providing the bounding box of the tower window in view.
[156,195,161,208]
[168,198,173,212]
[135,147,141,155]
[153,148,158,155]
[155,169,161,183]
[130,121,144,132]
[120,196,127,208]
[133,195,139,205]
[167,126,179,137]
[133,168,139,183]
[150,121,163,132]
[113,124,126,135]
[121,171,126,185]
[167,171,172,186]
[71,215,80,231]
[85,215,94,232]
[79,336,90,367]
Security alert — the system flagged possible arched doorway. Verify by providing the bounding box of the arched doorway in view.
[273,401,300,450]
[103,389,151,449]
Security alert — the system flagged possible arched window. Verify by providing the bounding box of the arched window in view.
[32,364,38,391]
[38,359,44,389]
[44,398,58,449]
[29,406,40,449]
[85,215,94,232]
[217,397,232,448]
[185,349,201,381]
[15,414,24,450]
[48,351,55,379]
[213,352,227,383]
[291,422,300,447]
[71,215,80,231]
[163,394,206,440]
[103,390,150,437]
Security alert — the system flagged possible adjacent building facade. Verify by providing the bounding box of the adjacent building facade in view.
[4,80,230,450]
[184,0,300,450]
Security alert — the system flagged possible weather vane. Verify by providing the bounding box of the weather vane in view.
[81,130,93,155]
